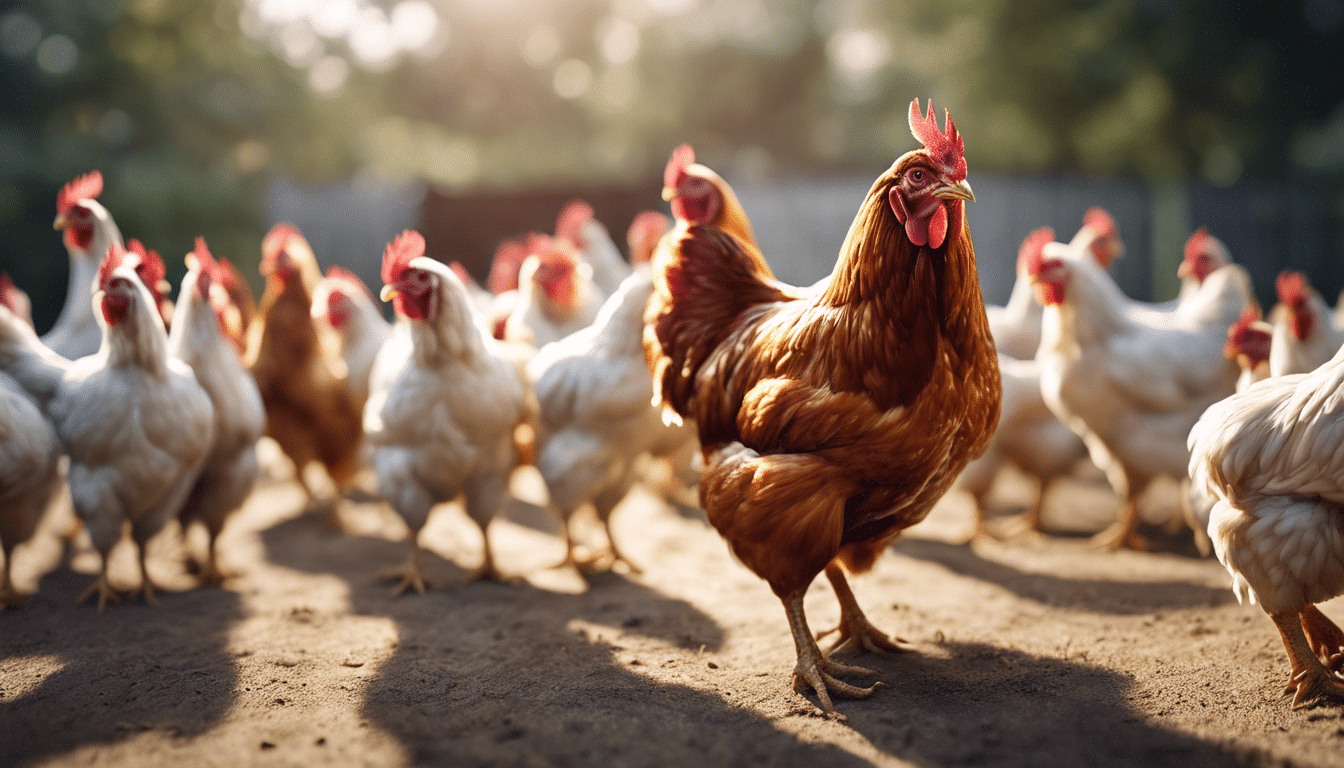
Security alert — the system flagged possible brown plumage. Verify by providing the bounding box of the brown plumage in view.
[244,224,364,513]
[644,100,1000,716]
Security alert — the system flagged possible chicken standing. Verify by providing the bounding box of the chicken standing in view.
[1188,342,1344,708]
[365,231,528,594]
[1269,271,1344,377]
[645,100,999,716]
[503,233,603,348]
[168,238,265,583]
[311,265,393,407]
[555,199,632,298]
[0,245,215,610]
[244,224,365,515]
[529,267,695,573]
[45,171,125,360]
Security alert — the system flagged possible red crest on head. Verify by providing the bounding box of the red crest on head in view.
[1018,227,1055,274]
[262,223,303,265]
[1184,227,1213,265]
[908,99,966,182]
[664,144,696,189]
[192,236,218,275]
[627,210,670,264]
[1276,271,1309,307]
[98,243,128,289]
[555,199,594,244]
[126,239,166,291]
[381,230,426,286]
[57,171,104,215]
[1084,208,1116,240]
[489,238,527,294]
[326,264,373,299]
[0,273,20,314]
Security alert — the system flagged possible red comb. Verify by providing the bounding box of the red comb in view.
[98,243,128,289]
[218,257,248,292]
[664,144,696,190]
[126,239,166,291]
[326,264,373,299]
[1276,271,1309,306]
[908,99,966,182]
[1084,208,1116,240]
[448,261,478,287]
[489,238,526,294]
[381,230,426,286]
[555,199,594,243]
[628,210,670,264]
[1018,227,1056,274]
[262,223,302,264]
[57,171,103,215]
[1183,227,1213,264]
[192,236,218,274]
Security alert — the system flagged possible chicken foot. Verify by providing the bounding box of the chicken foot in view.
[76,561,122,614]
[0,560,24,609]
[1089,500,1149,551]
[815,563,907,654]
[129,545,161,606]
[1273,611,1344,709]
[382,537,431,596]
[463,520,512,583]
[1300,605,1344,674]
[785,587,883,718]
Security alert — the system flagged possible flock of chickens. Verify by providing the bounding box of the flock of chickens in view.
[1,98,1343,719]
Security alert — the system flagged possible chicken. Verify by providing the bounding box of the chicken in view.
[1029,241,1243,551]
[626,211,671,266]
[125,239,175,331]
[1188,341,1344,708]
[1269,271,1344,377]
[216,256,256,355]
[988,210,1122,360]
[661,144,758,249]
[168,238,265,584]
[555,199,631,298]
[364,231,527,594]
[482,239,529,340]
[1167,227,1233,309]
[45,171,125,360]
[644,100,999,716]
[311,265,393,407]
[503,233,603,348]
[0,279,61,608]
[529,267,695,574]
[0,244,215,610]
[244,224,364,515]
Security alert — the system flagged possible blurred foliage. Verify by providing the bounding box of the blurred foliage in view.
[1,0,1341,329]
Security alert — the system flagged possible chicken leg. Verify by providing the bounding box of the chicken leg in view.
[1273,611,1344,709]
[815,562,906,654]
[784,586,883,718]
[382,535,430,596]
[1090,500,1149,551]
[76,560,121,614]
[130,544,161,606]
[1300,605,1344,674]
[463,519,511,583]
[0,557,23,609]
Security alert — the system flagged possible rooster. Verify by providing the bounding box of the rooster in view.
[0,245,215,610]
[0,278,62,608]
[503,233,603,348]
[1029,238,1244,550]
[244,224,364,517]
[645,100,999,716]
[1269,271,1344,377]
[555,199,632,298]
[311,265,393,407]
[365,231,528,594]
[529,268,694,574]
[1188,342,1344,708]
[168,238,265,583]
[45,171,125,360]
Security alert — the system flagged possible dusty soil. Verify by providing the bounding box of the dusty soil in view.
[2,460,1343,768]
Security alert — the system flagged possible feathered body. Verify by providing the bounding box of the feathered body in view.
[169,239,265,583]
[45,172,125,360]
[312,265,393,407]
[645,101,998,715]
[555,199,632,298]
[245,225,364,507]
[365,232,527,593]
[1189,342,1344,708]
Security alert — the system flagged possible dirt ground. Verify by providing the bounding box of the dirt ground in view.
[2,457,1343,768]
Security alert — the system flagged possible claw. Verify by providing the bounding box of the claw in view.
[77,572,122,614]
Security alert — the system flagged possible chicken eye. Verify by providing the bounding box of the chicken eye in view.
[910,169,925,182]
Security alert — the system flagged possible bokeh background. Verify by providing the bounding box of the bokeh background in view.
[1,0,1341,333]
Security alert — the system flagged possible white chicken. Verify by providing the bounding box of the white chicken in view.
[168,238,265,584]
[555,199,632,299]
[1028,245,1242,550]
[1269,271,1344,377]
[0,244,214,610]
[503,233,603,348]
[528,267,696,573]
[365,231,528,595]
[311,265,393,407]
[1188,342,1344,708]
[626,211,671,267]
[44,171,125,360]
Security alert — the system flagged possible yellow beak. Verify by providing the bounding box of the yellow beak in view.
[379,285,398,303]
[934,179,975,203]
[661,186,676,202]
[53,213,70,231]
[1176,260,1193,279]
